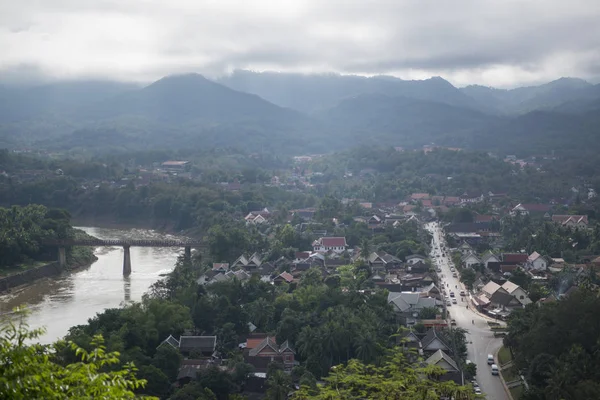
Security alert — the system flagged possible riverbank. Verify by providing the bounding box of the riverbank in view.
[0,255,97,294]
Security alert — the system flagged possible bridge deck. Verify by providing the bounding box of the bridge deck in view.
[44,239,206,247]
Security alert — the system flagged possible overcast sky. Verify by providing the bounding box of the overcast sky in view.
[1,0,600,87]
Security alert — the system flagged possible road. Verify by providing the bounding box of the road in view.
[426,222,509,400]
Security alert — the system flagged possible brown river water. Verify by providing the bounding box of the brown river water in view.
[0,227,183,344]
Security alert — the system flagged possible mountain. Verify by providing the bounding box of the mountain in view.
[317,94,499,147]
[461,78,599,114]
[83,73,308,125]
[217,70,484,114]
[0,81,138,122]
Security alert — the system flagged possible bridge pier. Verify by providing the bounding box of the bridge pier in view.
[123,246,132,276]
[184,246,191,261]
[58,247,67,268]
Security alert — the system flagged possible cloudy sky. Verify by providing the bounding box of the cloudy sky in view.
[1,0,600,87]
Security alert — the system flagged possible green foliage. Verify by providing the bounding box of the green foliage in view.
[505,288,600,399]
[418,307,439,320]
[0,205,95,270]
[292,347,475,399]
[460,268,476,290]
[0,309,153,400]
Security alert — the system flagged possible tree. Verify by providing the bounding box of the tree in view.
[509,268,532,290]
[463,362,477,380]
[0,310,153,400]
[266,370,293,400]
[460,268,476,290]
[418,306,439,320]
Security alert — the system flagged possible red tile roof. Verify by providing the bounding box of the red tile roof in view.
[475,215,495,223]
[319,237,347,247]
[421,200,433,207]
[411,193,430,200]
[277,272,294,283]
[502,253,528,263]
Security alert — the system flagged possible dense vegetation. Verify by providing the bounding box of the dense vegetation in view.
[0,204,96,273]
[0,309,153,400]
[2,73,600,156]
[504,288,600,400]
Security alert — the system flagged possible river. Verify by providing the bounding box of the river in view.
[0,227,183,344]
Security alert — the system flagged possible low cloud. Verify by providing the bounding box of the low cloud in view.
[1,0,599,87]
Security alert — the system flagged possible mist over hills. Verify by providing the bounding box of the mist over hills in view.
[1,71,600,156]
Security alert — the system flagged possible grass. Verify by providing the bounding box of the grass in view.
[501,365,520,383]
[510,385,524,399]
[0,260,47,277]
[498,346,513,365]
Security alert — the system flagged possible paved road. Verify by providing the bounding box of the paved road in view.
[426,222,509,400]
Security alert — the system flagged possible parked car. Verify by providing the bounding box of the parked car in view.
[452,298,457,304]
[491,364,499,375]
[460,290,466,296]
[487,354,494,365]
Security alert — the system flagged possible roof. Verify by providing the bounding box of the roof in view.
[490,290,520,307]
[528,251,542,262]
[475,215,495,223]
[503,253,529,263]
[162,161,190,166]
[481,281,501,295]
[446,222,490,233]
[411,193,430,200]
[158,334,180,349]
[179,336,217,352]
[212,263,229,270]
[552,215,588,225]
[514,203,552,212]
[276,272,293,283]
[461,253,481,262]
[317,237,347,247]
[501,280,521,294]
[421,329,450,351]
[249,336,279,357]
[425,349,459,372]
[406,254,426,260]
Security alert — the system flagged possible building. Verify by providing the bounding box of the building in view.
[405,254,427,265]
[161,161,190,171]
[527,251,548,271]
[551,215,589,229]
[501,281,531,305]
[510,203,552,217]
[312,237,347,253]
[178,336,217,357]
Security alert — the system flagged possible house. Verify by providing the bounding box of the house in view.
[312,237,347,253]
[162,160,190,171]
[475,214,497,223]
[443,196,461,206]
[179,336,217,357]
[526,252,548,271]
[489,290,522,310]
[405,254,427,265]
[410,193,430,201]
[245,208,271,224]
[552,215,589,229]
[212,263,229,273]
[460,192,484,203]
[481,281,502,298]
[510,203,552,217]
[399,330,423,355]
[425,349,459,373]
[461,253,482,269]
[273,272,294,285]
[368,252,402,271]
[290,208,316,221]
[157,334,180,350]
[246,336,296,371]
[231,253,263,270]
[387,292,440,326]
[502,253,529,264]
[501,281,531,305]
[458,241,474,256]
[482,252,501,269]
[421,328,451,353]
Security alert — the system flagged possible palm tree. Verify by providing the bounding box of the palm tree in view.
[266,370,292,400]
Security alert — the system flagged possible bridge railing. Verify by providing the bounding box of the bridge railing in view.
[43,239,206,247]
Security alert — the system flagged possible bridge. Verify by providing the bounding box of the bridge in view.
[45,239,206,276]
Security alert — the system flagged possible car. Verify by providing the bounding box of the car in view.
[471,380,479,388]
[474,387,482,394]
[450,267,455,272]
[491,364,499,375]
[452,272,457,277]
[446,301,452,306]
[450,292,455,297]
[460,290,466,296]
[452,298,457,304]
[450,319,457,325]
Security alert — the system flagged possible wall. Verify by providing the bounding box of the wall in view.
[0,262,63,293]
